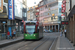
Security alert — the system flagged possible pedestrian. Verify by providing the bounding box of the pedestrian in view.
[60,30,62,36]
[13,29,16,38]
[64,29,67,37]
[7,31,10,39]
[62,29,64,36]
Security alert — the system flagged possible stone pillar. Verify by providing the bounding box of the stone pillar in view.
[68,19,71,41]
[70,17,73,43]
[66,22,69,39]
[55,25,56,32]
[18,22,20,31]
[73,14,75,46]
[69,18,71,41]
[52,25,53,31]
[58,24,59,32]
[49,25,50,30]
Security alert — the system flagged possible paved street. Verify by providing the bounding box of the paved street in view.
[1,0,75,50]
[0,32,75,50]
[0,32,59,50]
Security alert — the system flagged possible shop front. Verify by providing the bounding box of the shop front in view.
[43,21,60,32]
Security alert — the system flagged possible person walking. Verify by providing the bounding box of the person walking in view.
[64,29,67,37]
[13,29,16,39]
[7,31,10,39]
[60,30,62,36]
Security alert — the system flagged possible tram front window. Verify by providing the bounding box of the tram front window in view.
[26,25,35,34]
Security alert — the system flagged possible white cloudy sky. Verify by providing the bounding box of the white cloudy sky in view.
[27,0,42,7]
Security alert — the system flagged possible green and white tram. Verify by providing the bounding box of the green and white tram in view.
[24,21,43,40]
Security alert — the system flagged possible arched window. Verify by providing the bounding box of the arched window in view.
[3,6,7,13]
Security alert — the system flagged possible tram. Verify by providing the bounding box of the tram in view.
[24,21,43,40]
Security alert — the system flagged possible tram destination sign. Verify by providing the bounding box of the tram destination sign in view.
[26,22,36,25]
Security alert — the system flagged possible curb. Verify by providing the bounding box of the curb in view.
[0,39,23,48]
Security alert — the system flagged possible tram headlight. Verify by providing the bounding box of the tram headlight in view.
[34,35,35,36]
[25,35,27,36]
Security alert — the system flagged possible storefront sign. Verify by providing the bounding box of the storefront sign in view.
[61,0,66,13]
[8,0,15,20]
[61,14,65,21]
[0,0,3,13]
[61,21,68,25]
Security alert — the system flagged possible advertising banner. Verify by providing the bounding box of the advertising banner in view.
[8,0,15,20]
[0,0,3,13]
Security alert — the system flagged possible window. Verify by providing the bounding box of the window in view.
[45,5,47,8]
[26,25,35,34]
[48,2,58,7]
[3,6,7,13]
[51,17,53,20]
[40,8,42,11]
[59,8,62,13]
[25,13,26,17]
[69,0,72,10]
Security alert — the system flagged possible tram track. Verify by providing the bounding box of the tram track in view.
[16,37,48,50]
[0,37,58,50]
[1,41,35,50]
[16,41,36,50]
[33,37,57,50]
[1,37,45,50]
[49,38,57,50]
[33,38,49,50]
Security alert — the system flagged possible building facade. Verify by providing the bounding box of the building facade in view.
[0,0,27,36]
[27,6,38,21]
[22,0,27,21]
[38,0,60,32]
[65,0,75,46]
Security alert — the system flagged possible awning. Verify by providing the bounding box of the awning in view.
[68,5,75,18]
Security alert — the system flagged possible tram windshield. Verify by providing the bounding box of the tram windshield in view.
[26,25,35,34]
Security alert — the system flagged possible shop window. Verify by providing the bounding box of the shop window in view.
[16,23,19,31]
[59,17,61,21]
[4,0,8,3]
[51,17,53,20]
[45,5,47,8]
[3,6,7,13]
[59,8,62,13]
